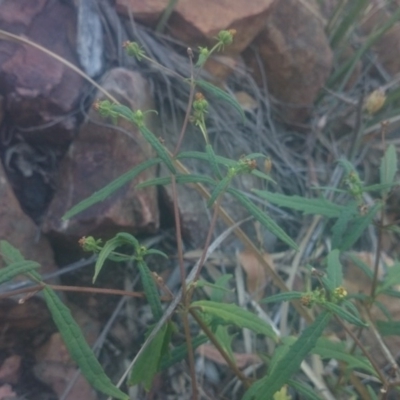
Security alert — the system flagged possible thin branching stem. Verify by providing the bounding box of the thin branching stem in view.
[190,308,251,389]
[173,48,196,156]
[334,314,388,389]
[0,283,149,300]
[171,174,198,399]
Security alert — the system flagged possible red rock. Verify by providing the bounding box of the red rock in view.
[0,161,56,276]
[42,68,159,241]
[0,0,84,145]
[116,0,169,26]
[244,0,333,124]
[117,0,276,55]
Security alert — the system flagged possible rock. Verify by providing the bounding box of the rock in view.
[0,0,84,146]
[42,68,159,242]
[115,0,169,26]
[34,332,98,400]
[244,0,333,124]
[0,161,56,277]
[361,2,400,76]
[117,0,276,55]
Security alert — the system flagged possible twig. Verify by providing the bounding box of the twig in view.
[171,174,198,399]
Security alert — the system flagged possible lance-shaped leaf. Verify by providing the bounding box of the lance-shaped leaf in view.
[63,158,161,220]
[339,203,381,251]
[207,175,232,207]
[129,323,171,390]
[230,189,298,250]
[139,126,176,173]
[243,311,331,400]
[195,79,245,121]
[160,335,208,371]
[206,144,223,179]
[191,300,278,342]
[137,260,162,321]
[93,233,139,282]
[0,240,25,264]
[322,249,343,292]
[380,144,397,195]
[313,337,375,375]
[253,190,344,218]
[288,380,323,400]
[376,320,400,336]
[260,291,304,304]
[324,302,367,327]
[43,286,128,400]
[0,260,40,285]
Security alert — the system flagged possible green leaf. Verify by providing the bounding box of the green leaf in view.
[324,302,367,327]
[339,203,381,251]
[206,144,222,179]
[260,291,304,304]
[136,176,172,188]
[366,385,379,400]
[251,169,276,184]
[177,151,236,168]
[176,174,217,186]
[0,260,41,285]
[380,144,397,196]
[376,320,400,336]
[377,261,400,294]
[230,189,298,250]
[159,335,208,371]
[363,183,397,193]
[207,175,232,207]
[191,300,278,342]
[92,233,140,282]
[373,300,392,321]
[144,249,168,258]
[329,0,368,48]
[252,190,344,218]
[243,311,331,400]
[328,7,400,90]
[346,253,374,280]
[215,325,235,362]
[63,158,161,220]
[197,274,233,303]
[288,379,323,400]
[342,300,363,322]
[380,288,400,299]
[43,286,128,400]
[111,104,137,121]
[195,79,245,121]
[129,323,169,390]
[322,249,343,292]
[331,202,358,249]
[139,126,176,173]
[137,260,163,321]
[313,337,375,375]
[0,240,25,264]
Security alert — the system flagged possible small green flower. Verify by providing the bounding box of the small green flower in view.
[122,41,145,60]
[216,29,236,47]
[79,236,102,253]
[333,286,348,301]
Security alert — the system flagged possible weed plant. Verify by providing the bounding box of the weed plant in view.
[1,3,400,399]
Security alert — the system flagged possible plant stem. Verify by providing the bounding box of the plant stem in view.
[334,314,388,389]
[190,308,251,389]
[171,174,198,399]
[173,48,196,156]
[0,283,149,300]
